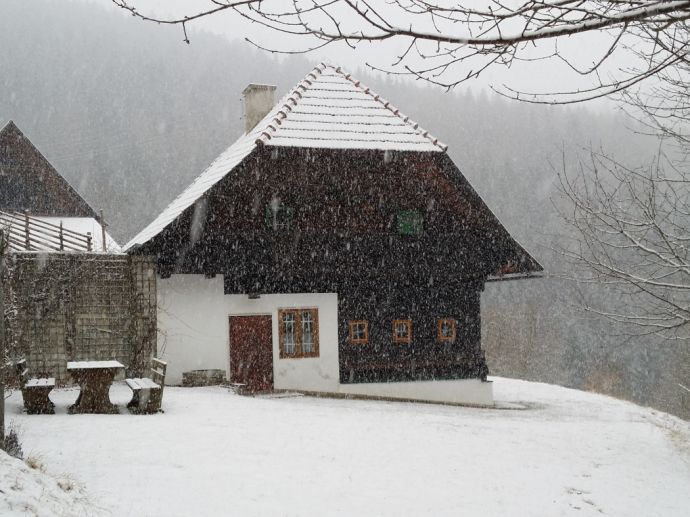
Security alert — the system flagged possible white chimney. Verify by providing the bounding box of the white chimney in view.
[242,83,277,133]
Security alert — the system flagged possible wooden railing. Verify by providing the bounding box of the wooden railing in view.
[0,210,93,252]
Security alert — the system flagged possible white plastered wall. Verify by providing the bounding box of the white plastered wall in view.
[157,274,339,389]
[156,274,228,385]
[337,379,494,406]
[224,292,340,392]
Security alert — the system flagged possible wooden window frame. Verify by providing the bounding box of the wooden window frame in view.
[278,308,319,358]
[437,319,457,343]
[392,319,412,344]
[349,320,369,345]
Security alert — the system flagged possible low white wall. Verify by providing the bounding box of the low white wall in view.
[157,274,339,390]
[337,379,494,406]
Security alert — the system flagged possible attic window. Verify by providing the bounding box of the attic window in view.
[397,210,423,235]
[349,321,369,344]
[392,319,412,344]
[438,319,456,343]
[265,203,293,231]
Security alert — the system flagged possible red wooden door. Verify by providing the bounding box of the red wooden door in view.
[229,315,273,393]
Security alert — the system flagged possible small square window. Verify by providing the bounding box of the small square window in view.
[397,210,423,235]
[392,319,412,344]
[349,321,369,344]
[265,203,294,231]
[438,319,456,342]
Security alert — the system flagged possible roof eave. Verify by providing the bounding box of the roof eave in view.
[486,271,545,283]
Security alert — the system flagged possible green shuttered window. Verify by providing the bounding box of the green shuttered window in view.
[397,210,423,235]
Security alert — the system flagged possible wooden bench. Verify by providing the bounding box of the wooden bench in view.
[126,357,167,414]
[15,359,55,415]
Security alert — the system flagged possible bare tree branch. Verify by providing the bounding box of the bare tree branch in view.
[111,1,690,101]
[554,143,690,340]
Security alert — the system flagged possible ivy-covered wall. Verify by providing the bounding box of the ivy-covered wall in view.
[5,253,156,383]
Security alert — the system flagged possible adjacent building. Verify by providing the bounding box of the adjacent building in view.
[0,120,155,382]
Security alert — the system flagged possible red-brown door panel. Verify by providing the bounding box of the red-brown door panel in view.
[229,315,273,392]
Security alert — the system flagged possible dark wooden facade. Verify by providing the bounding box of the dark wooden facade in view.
[132,145,541,384]
[0,121,96,217]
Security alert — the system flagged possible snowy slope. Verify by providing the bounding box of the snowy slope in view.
[4,377,689,516]
[0,449,98,516]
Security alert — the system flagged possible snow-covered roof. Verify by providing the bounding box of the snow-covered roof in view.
[36,216,121,252]
[254,64,446,151]
[125,63,445,250]
[0,211,121,253]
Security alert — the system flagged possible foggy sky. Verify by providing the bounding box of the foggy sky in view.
[81,0,623,107]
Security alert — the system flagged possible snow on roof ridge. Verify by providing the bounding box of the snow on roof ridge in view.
[255,63,330,145]
[333,65,447,152]
[254,63,447,152]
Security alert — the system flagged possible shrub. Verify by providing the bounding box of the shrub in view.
[3,427,24,460]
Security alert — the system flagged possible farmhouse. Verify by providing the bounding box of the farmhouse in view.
[126,64,542,405]
[0,120,156,382]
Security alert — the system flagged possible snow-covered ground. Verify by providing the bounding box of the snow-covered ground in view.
[3,377,689,517]
[0,448,94,516]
